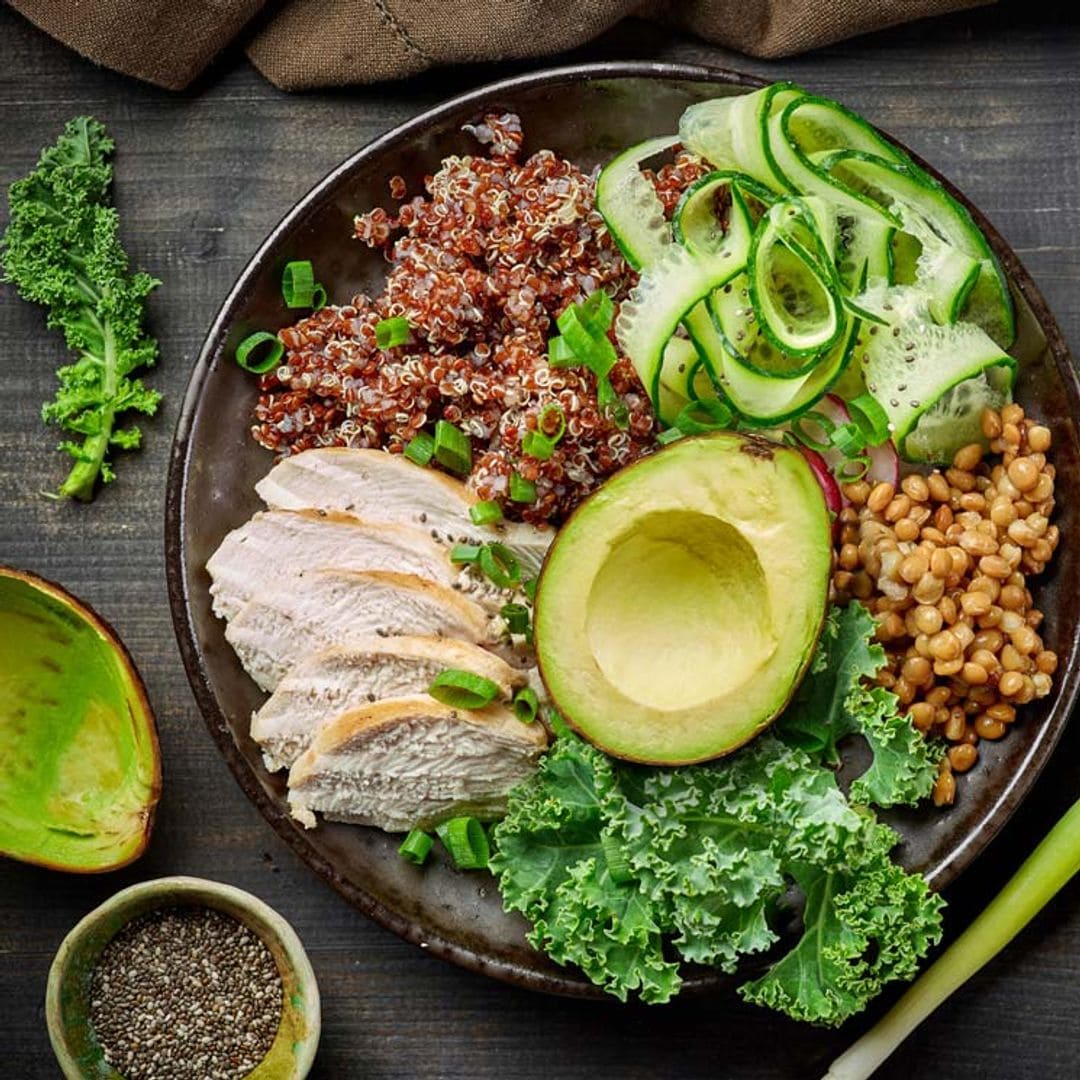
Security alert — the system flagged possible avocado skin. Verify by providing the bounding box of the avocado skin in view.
[0,567,161,873]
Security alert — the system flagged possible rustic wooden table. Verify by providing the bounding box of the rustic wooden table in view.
[2,3,1079,1077]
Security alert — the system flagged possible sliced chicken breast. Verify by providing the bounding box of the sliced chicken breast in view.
[287,696,548,832]
[225,570,497,692]
[251,636,527,772]
[255,447,552,576]
[207,509,459,621]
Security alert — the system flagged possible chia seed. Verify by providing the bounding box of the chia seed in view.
[89,906,283,1080]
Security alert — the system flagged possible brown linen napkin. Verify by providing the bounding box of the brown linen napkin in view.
[10,0,989,92]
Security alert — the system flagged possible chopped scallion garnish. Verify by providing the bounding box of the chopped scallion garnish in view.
[235,331,284,374]
[509,471,537,503]
[847,392,891,446]
[673,398,734,435]
[436,816,490,870]
[791,411,837,453]
[512,687,540,724]
[548,335,577,368]
[434,419,473,476]
[403,431,435,466]
[538,402,567,442]
[450,543,482,565]
[428,668,501,710]
[469,499,503,526]
[522,430,556,460]
[500,603,530,635]
[479,542,521,589]
[830,422,866,458]
[375,316,411,349]
[398,828,434,865]
[523,577,538,602]
[281,260,326,309]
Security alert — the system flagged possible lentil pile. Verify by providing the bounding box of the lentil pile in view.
[253,118,713,526]
[90,906,282,1080]
[832,404,1059,806]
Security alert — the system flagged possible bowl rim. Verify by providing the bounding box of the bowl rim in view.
[45,875,321,1079]
[165,60,1080,999]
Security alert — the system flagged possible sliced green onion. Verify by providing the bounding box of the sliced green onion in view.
[548,335,577,368]
[375,316,411,349]
[598,377,630,430]
[281,260,318,308]
[834,456,871,481]
[512,687,540,724]
[674,398,734,435]
[500,603,530,635]
[479,542,521,589]
[847,392,891,446]
[523,577,538,602]
[830,422,867,459]
[558,304,617,376]
[601,832,635,885]
[522,430,557,461]
[580,288,615,332]
[428,668,500,710]
[537,402,567,442]
[398,828,434,865]
[509,471,537,503]
[235,331,284,374]
[403,431,435,466]
[436,816,490,870]
[469,500,503,526]
[311,283,328,311]
[450,543,482,565]
[657,427,686,446]
[433,419,472,476]
[791,411,837,453]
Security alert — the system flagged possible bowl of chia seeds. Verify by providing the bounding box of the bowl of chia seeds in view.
[45,876,320,1080]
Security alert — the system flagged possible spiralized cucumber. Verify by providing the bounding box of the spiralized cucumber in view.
[591,84,1018,456]
[854,285,1016,461]
[822,150,1014,347]
[595,134,680,270]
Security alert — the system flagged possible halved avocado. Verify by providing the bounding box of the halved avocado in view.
[0,568,160,871]
[534,433,831,764]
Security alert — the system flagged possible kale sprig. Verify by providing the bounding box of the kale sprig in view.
[2,117,161,500]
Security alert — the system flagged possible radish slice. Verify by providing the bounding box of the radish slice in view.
[800,446,842,533]
[818,394,900,490]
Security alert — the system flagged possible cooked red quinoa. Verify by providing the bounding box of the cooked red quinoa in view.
[253,115,709,525]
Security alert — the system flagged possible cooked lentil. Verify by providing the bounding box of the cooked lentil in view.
[834,405,1059,805]
[89,906,282,1080]
[253,117,711,526]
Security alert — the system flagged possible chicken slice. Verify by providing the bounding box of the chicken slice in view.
[251,636,527,772]
[255,447,552,576]
[207,509,458,621]
[225,570,497,692]
[287,695,548,833]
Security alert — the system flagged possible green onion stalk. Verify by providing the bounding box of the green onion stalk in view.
[824,795,1080,1080]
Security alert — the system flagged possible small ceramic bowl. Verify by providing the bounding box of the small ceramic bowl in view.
[46,876,321,1079]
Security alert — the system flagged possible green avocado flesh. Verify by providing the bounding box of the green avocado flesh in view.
[0,572,160,871]
[535,433,832,764]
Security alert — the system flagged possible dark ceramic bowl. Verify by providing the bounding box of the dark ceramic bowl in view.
[166,62,1080,998]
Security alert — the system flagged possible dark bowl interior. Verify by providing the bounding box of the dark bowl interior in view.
[166,62,1080,998]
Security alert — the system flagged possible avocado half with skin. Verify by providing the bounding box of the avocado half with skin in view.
[534,433,832,765]
[0,568,161,872]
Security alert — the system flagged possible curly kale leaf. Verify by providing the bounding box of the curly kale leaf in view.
[490,730,944,1023]
[1,117,161,500]
[777,603,942,807]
